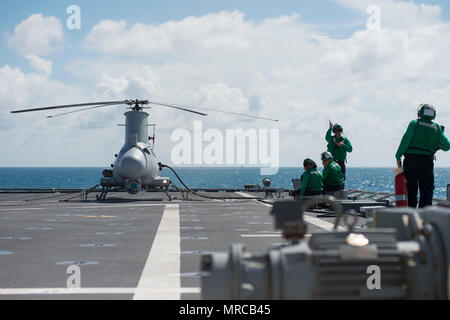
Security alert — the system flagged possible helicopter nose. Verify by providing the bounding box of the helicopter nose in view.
[117,147,147,178]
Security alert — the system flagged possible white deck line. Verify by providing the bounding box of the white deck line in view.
[0,204,192,298]
[0,208,50,211]
[0,203,167,211]
[133,204,181,300]
[234,192,345,232]
[240,234,312,238]
[0,287,200,295]
[240,234,282,238]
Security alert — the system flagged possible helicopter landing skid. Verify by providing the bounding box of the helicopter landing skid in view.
[96,187,111,201]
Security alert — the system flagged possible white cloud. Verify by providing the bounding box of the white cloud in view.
[70,5,450,167]
[96,73,129,97]
[4,3,450,167]
[0,65,59,108]
[84,11,256,55]
[25,54,52,76]
[196,83,250,113]
[6,13,64,56]
[336,0,442,29]
[0,64,127,166]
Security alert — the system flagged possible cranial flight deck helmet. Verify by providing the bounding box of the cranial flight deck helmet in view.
[417,104,436,120]
[332,124,343,133]
[321,152,333,161]
[303,158,317,168]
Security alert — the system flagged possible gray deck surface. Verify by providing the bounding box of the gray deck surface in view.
[0,191,368,300]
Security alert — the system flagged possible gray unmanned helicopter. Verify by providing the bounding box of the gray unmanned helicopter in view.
[11,99,278,199]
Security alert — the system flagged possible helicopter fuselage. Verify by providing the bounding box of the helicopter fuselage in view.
[100,110,170,194]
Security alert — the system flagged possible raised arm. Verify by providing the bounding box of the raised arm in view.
[325,128,333,144]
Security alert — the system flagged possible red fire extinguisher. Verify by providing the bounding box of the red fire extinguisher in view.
[394,167,407,207]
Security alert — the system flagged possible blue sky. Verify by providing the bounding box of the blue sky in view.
[0,1,347,85]
[1,0,448,82]
[0,1,362,70]
[1,1,360,26]
[2,0,450,167]
[1,0,447,28]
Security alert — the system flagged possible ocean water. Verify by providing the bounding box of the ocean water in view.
[0,167,449,198]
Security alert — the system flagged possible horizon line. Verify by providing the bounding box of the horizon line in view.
[2,166,450,169]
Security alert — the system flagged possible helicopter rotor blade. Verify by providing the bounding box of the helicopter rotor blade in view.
[10,98,278,121]
[147,101,208,116]
[149,101,278,122]
[199,108,278,122]
[46,103,123,118]
[10,101,128,114]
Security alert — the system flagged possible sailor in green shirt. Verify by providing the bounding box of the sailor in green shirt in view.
[326,121,353,178]
[395,104,450,208]
[291,158,323,197]
[321,152,345,192]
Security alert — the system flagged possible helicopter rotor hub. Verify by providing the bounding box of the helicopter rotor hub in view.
[125,99,150,111]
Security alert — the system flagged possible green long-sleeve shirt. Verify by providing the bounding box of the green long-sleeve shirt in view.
[300,168,323,196]
[323,161,345,186]
[395,119,450,160]
[325,128,353,161]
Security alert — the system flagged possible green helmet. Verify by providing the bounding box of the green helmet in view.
[332,124,343,133]
[417,104,436,120]
[321,152,333,161]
